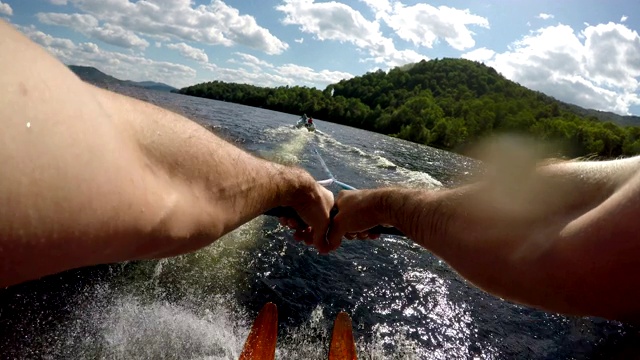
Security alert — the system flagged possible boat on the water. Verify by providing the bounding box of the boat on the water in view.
[295,114,316,132]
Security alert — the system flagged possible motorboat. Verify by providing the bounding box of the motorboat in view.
[295,115,316,132]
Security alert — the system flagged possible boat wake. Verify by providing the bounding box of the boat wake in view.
[313,131,443,189]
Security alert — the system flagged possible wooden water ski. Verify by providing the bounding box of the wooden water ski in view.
[239,302,278,360]
[328,311,358,360]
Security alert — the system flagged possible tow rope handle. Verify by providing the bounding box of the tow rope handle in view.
[264,206,404,236]
[267,144,404,236]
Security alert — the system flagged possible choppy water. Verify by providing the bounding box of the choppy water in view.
[1,87,638,359]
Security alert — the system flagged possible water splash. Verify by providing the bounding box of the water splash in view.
[259,126,315,165]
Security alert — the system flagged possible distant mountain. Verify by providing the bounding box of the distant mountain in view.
[560,103,640,127]
[68,65,177,92]
[125,80,177,92]
[68,65,121,84]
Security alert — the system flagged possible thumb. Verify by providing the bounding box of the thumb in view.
[325,211,348,251]
[312,214,331,253]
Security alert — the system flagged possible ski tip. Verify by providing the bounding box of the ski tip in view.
[328,311,358,360]
[239,302,278,360]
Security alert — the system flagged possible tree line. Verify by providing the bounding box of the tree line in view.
[178,58,640,158]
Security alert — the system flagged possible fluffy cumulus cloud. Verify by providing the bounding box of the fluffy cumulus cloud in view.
[278,0,486,67]
[0,1,13,16]
[357,0,489,51]
[19,25,196,87]
[37,12,149,50]
[384,3,489,50]
[479,23,640,114]
[583,23,640,90]
[361,0,489,50]
[278,0,383,49]
[166,42,209,63]
[44,0,288,55]
[621,15,628,23]
[277,0,425,67]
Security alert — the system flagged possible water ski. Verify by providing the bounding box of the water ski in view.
[328,311,358,360]
[239,302,278,360]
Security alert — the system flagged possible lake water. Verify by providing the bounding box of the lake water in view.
[1,87,638,359]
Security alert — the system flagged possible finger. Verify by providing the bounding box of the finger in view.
[357,232,369,240]
[293,227,311,241]
[306,187,334,253]
[319,207,347,253]
[345,233,357,240]
[303,232,314,245]
[326,212,349,247]
[314,225,332,253]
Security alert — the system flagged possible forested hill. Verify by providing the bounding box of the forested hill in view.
[178,58,640,158]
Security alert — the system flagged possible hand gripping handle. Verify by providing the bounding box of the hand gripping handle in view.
[264,206,404,236]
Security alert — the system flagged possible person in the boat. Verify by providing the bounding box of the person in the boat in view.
[307,117,313,126]
[0,20,334,288]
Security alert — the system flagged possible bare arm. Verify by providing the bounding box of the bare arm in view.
[0,20,333,287]
[329,156,640,320]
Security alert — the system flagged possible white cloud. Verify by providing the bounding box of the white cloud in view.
[50,0,68,5]
[359,0,391,18]
[18,25,75,52]
[18,25,196,88]
[16,20,351,93]
[54,0,287,55]
[276,0,426,68]
[278,0,383,49]
[583,22,640,90]
[384,3,489,51]
[294,37,304,43]
[167,42,209,63]
[485,23,640,114]
[537,13,554,20]
[234,52,274,70]
[462,47,495,62]
[275,63,353,86]
[359,0,489,51]
[621,15,628,23]
[209,52,353,89]
[37,12,149,50]
[0,1,13,16]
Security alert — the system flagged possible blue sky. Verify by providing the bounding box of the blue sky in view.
[1,0,639,115]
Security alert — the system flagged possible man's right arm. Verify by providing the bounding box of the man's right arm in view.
[328,157,640,320]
